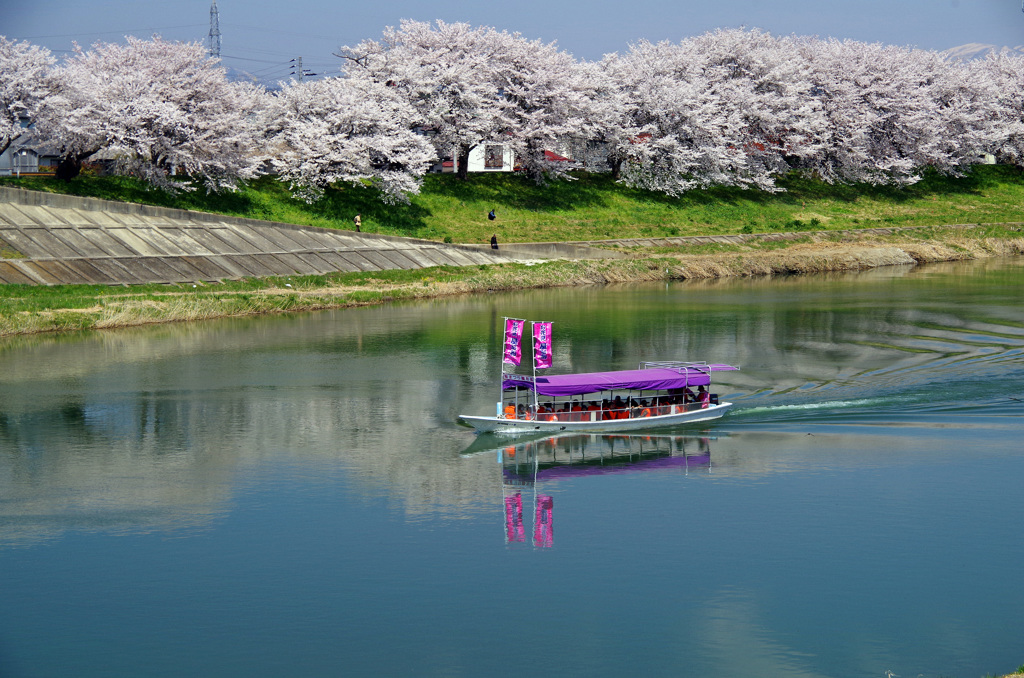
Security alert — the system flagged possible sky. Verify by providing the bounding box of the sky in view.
[3,0,1023,84]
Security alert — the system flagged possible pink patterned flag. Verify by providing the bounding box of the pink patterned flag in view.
[505,493,525,543]
[533,321,553,369]
[502,318,525,366]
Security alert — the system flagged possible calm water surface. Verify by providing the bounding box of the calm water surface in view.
[1,258,1023,678]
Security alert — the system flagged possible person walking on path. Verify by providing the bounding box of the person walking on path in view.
[490,234,499,250]
[353,214,361,232]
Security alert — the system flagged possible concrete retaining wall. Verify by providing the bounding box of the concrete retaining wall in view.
[0,187,524,285]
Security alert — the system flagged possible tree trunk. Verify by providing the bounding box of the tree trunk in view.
[526,139,546,184]
[456,144,471,181]
[55,151,98,182]
[56,156,83,182]
[610,157,623,181]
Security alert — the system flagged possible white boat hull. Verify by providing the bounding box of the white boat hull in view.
[459,402,733,435]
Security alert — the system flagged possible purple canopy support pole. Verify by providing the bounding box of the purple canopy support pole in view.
[531,337,538,414]
[530,320,552,415]
[499,316,509,413]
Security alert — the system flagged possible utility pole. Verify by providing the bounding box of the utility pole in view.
[207,0,221,59]
[290,57,316,82]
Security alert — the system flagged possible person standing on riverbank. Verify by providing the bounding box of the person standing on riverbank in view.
[353,214,361,232]
[490,234,499,250]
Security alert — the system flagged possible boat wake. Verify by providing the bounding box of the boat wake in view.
[732,398,883,416]
[724,387,1024,427]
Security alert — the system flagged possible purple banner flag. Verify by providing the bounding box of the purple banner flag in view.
[533,321,553,369]
[502,318,525,366]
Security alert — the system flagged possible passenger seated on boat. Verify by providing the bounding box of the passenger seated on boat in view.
[651,396,664,416]
[639,400,652,417]
[672,394,685,413]
[611,395,626,418]
[697,385,710,408]
[504,404,516,419]
[517,404,533,420]
[601,399,613,420]
[683,387,696,404]
[536,403,550,420]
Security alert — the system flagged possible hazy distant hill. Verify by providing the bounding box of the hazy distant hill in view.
[222,65,322,91]
[223,66,268,85]
[944,43,1024,59]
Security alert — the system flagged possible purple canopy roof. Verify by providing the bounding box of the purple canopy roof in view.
[504,453,711,481]
[502,364,738,397]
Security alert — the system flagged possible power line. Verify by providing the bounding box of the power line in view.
[219,54,293,65]
[225,44,331,59]
[13,24,205,40]
[221,22,341,43]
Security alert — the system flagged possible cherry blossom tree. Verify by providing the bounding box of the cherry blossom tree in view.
[490,34,616,183]
[9,23,1016,201]
[342,20,615,184]
[602,34,802,196]
[341,20,510,181]
[33,36,264,191]
[974,52,1024,166]
[0,37,56,156]
[927,55,1002,173]
[603,29,994,194]
[265,76,434,204]
[685,30,828,184]
[788,38,971,185]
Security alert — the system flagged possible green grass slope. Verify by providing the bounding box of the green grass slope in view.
[3,166,1024,244]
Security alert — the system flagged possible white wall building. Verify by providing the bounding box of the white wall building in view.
[442,143,517,173]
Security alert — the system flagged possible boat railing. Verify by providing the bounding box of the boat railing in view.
[639,360,710,373]
[500,397,719,421]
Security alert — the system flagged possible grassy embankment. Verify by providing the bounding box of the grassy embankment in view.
[2,166,1024,336]
[5,165,1024,242]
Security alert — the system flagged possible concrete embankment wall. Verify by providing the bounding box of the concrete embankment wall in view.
[0,187,523,285]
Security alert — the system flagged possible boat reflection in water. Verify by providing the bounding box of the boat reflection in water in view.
[468,433,714,548]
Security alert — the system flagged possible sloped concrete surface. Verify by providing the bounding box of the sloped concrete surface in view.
[0,187,524,285]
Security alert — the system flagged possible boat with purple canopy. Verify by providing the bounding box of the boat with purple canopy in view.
[459,361,740,435]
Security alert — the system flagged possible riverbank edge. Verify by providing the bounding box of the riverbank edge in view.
[3,228,1023,338]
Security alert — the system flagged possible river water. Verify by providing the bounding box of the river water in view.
[1,258,1022,678]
